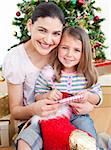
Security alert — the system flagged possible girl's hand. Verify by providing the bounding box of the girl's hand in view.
[69,101,94,115]
[30,99,60,117]
[48,89,62,101]
[72,90,89,103]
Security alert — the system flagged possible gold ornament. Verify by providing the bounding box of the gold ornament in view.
[0,76,5,82]
[69,129,96,150]
[12,31,17,36]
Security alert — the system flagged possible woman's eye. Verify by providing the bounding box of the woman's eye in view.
[53,31,62,37]
[38,29,46,33]
[54,32,61,36]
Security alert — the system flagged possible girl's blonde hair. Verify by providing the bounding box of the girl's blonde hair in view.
[50,27,98,88]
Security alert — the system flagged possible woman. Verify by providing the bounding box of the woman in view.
[3,2,96,150]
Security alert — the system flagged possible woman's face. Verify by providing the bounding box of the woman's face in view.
[28,17,63,55]
[58,34,82,73]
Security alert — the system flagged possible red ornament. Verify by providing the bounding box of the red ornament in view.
[94,42,101,48]
[77,0,85,5]
[16,11,21,17]
[93,16,99,22]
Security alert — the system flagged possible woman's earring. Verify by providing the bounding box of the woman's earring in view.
[27,31,31,36]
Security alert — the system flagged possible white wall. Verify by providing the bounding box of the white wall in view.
[0,0,21,66]
[95,0,111,60]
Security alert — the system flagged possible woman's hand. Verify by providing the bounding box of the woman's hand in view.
[30,99,60,117]
[69,101,94,115]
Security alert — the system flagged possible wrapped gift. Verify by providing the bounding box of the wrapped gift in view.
[0,95,9,118]
[69,129,96,150]
[0,121,9,147]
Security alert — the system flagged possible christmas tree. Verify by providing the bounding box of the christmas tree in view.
[12,0,107,61]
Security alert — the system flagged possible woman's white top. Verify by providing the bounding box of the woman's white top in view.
[3,44,40,105]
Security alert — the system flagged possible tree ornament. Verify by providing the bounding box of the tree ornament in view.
[27,31,31,36]
[77,0,85,5]
[71,0,77,5]
[94,42,101,48]
[12,31,17,36]
[16,11,21,17]
[93,16,100,22]
[0,76,5,82]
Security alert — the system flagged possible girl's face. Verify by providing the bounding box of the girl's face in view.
[58,34,82,73]
[28,17,63,55]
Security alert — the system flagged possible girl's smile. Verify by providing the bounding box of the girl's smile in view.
[58,34,82,72]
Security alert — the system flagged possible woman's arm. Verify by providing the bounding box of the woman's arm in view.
[8,83,60,120]
[8,83,34,120]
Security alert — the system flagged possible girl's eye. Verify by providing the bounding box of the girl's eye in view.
[75,49,81,52]
[60,46,68,50]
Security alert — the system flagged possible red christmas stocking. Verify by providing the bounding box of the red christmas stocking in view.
[40,92,76,150]
[40,117,76,150]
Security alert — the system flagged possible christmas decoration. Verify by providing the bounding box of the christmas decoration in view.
[0,76,5,82]
[77,0,85,6]
[16,11,21,17]
[11,0,107,61]
[40,92,96,150]
[12,31,17,36]
[93,15,99,22]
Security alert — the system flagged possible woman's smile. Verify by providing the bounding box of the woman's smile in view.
[38,41,51,49]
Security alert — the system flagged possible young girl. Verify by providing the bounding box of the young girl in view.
[31,26,102,149]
